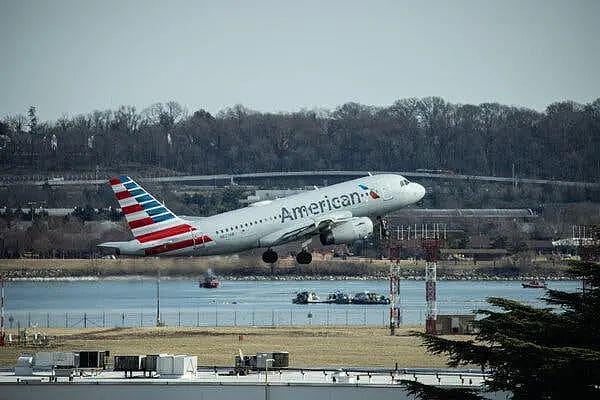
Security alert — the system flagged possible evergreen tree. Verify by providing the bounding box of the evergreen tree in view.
[414,237,600,398]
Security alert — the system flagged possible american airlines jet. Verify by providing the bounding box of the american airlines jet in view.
[98,174,426,264]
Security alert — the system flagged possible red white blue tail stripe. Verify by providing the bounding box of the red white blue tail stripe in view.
[109,176,213,255]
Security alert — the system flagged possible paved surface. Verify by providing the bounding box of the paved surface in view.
[1,170,598,188]
[1,368,487,387]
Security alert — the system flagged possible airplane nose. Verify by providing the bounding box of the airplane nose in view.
[413,183,426,201]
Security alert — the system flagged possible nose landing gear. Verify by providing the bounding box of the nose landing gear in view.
[262,249,278,264]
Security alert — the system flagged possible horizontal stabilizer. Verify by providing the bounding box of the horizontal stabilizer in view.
[97,240,144,256]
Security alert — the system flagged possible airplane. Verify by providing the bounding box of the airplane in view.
[98,174,426,264]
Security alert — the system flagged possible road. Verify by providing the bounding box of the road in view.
[1,170,599,188]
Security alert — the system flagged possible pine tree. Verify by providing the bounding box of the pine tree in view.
[414,251,600,398]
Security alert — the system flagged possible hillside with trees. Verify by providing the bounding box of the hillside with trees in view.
[1,97,599,181]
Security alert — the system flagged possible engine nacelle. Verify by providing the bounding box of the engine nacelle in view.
[319,217,373,246]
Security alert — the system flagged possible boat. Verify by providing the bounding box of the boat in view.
[522,279,547,289]
[200,271,220,288]
[292,291,321,304]
[351,292,390,305]
[324,291,351,304]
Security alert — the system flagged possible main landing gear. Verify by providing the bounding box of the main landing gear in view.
[262,248,278,264]
[296,238,313,264]
[296,250,312,265]
[262,248,312,265]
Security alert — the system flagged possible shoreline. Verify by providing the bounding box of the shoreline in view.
[6,274,578,282]
[0,257,573,281]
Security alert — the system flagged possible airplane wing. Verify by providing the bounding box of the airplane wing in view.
[258,210,354,247]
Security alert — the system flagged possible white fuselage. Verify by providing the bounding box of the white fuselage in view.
[181,174,425,256]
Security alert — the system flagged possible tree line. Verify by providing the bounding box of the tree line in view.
[1,97,599,181]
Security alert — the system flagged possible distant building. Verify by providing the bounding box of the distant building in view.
[470,235,490,249]
[440,248,508,261]
[526,240,555,254]
[552,237,596,247]
[436,314,476,335]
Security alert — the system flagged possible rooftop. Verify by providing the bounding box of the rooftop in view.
[0,368,488,388]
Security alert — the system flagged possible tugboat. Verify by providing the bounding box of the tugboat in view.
[292,291,321,304]
[351,291,390,305]
[324,291,351,304]
[200,270,220,288]
[522,279,547,289]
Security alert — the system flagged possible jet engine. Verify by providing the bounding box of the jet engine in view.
[319,217,373,246]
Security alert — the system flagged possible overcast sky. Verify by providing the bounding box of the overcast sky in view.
[1,0,599,121]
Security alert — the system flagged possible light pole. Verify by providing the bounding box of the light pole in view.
[156,266,161,326]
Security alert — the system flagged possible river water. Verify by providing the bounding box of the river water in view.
[3,279,579,328]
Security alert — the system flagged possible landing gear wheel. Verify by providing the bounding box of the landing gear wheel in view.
[296,251,312,265]
[262,249,278,264]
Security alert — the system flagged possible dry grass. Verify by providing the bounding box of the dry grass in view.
[0,257,566,279]
[0,257,389,277]
[0,326,461,368]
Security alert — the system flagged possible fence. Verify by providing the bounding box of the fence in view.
[4,307,442,329]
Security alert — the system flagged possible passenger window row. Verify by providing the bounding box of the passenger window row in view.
[216,214,279,235]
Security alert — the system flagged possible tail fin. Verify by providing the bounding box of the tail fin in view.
[108,176,195,243]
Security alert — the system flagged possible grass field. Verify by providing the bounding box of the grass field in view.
[0,326,459,369]
[0,257,392,278]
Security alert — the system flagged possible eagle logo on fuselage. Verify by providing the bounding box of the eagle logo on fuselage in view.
[358,184,380,200]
